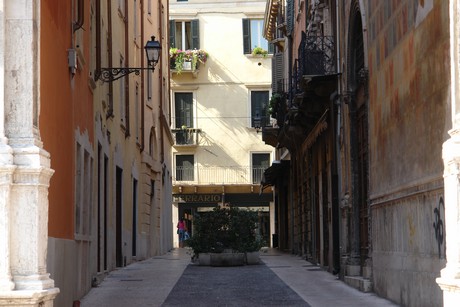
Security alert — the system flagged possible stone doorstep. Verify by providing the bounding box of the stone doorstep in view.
[346,264,361,276]
[344,275,373,293]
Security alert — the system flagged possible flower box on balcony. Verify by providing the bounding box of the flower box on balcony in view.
[182,61,192,70]
[169,48,208,75]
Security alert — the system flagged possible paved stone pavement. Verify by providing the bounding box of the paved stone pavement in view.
[80,248,399,307]
[162,263,309,306]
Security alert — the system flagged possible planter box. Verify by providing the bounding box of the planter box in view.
[182,61,192,70]
[210,253,245,266]
[198,253,211,266]
[245,251,260,265]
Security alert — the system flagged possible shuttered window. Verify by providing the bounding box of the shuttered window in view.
[169,19,200,50]
[252,153,270,184]
[251,91,270,128]
[272,53,284,93]
[242,19,273,54]
[286,0,294,35]
[174,93,193,128]
[176,155,194,181]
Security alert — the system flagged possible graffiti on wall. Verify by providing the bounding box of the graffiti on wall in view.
[433,196,445,259]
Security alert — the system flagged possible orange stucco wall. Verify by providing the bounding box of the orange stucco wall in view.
[40,0,94,239]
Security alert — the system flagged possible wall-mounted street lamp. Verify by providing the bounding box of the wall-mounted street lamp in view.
[94,36,161,82]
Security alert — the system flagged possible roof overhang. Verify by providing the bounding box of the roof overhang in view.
[264,0,280,41]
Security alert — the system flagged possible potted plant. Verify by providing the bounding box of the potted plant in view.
[187,206,265,266]
[169,48,209,73]
[251,46,268,57]
[268,93,283,118]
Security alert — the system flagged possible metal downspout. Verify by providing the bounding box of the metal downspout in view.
[334,0,343,275]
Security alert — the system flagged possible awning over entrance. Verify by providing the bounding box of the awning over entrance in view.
[260,160,289,191]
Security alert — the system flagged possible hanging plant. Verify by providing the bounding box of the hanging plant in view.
[251,46,268,57]
[268,93,283,118]
[170,48,209,73]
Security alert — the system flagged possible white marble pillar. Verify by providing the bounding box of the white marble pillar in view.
[0,0,58,305]
[0,0,15,294]
[437,1,460,305]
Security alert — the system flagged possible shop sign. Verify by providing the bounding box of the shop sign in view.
[174,194,222,203]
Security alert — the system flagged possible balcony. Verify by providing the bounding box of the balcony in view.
[299,34,335,76]
[169,48,208,78]
[291,34,337,106]
[173,166,266,185]
[172,128,201,147]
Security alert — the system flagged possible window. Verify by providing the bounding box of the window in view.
[176,155,194,181]
[243,19,273,54]
[135,83,140,142]
[175,92,193,127]
[252,153,270,184]
[175,93,194,145]
[134,0,139,43]
[169,19,200,50]
[119,56,126,127]
[76,141,93,237]
[251,90,270,128]
[118,0,125,17]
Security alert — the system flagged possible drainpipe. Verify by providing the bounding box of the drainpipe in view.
[348,95,360,267]
[334,0,343,275]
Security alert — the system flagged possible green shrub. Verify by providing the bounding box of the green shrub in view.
[187,207,264,257]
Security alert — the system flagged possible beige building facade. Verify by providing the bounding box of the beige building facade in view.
[169,0,275,246]
[0,0,173,306]
[91,0,173,275]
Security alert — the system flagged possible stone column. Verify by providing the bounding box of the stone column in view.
[0,0,58,305]
[0,0,15,293]
[437,1,460,305]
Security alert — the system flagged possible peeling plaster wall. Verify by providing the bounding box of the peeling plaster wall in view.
[366,0,449,305]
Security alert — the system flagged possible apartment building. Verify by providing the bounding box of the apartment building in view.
[264,0,455,306]
[0,0,172,306]
[169,0,275,246]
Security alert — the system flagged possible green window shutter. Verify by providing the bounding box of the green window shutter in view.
[251,91,269,127]
[268,42,274,54]
[242,19,251,54]
[287,0,294,35]
[272,53,284,93]
[191,19,200,49]
[175,93,193,128]
[169,20,176,48]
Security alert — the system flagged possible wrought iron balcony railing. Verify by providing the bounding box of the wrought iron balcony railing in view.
[172,128,201,146]
[173,166,266,185]
[299,34,335,76]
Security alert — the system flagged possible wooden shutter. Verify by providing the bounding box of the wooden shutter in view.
[287,0,294,35]
[272,53,284,93]
[175,93,193,128]
[191,19,200,49]
[169,20,176,48]
[251,91,269,127]
[242,19,251,54]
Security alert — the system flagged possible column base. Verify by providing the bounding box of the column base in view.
[13,274,55,291]
[0,279,14,292]
[437,276,460,307]
[0,288,59,307]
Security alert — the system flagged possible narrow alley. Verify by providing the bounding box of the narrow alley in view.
[80,248,397,307]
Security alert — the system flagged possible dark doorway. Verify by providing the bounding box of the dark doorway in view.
[97,144,102,272]
[104,155,108,270]
[132,178,138,257]
[116,167,123,267]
